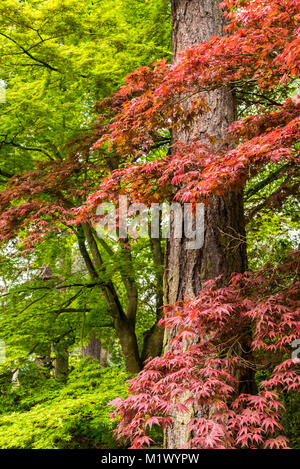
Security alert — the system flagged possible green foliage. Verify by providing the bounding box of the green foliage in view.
[0,360,128,449]
[282,392,300,449]
[0,0,171,180]
[245,161,299,269]
[247,211,299,269]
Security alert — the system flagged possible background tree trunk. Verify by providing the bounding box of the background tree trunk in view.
[35,347,52,378]
[53,343,69,383]
[82,333,101,362]
[141,236,164,363]
[100,347,109,367]
[163,0,248,449]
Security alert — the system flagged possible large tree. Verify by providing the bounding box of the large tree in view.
[94,0,299,449]
[163,0,248,448]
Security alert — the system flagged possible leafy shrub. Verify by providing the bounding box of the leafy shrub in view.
[0,360,128,449]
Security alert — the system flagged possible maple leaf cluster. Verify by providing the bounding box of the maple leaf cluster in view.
[0,155,103,249]
[110,251,300,449]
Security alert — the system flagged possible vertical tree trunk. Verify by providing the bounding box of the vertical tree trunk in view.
[100,347,110,367]
[53,343,69,383]
[82,333,101,362]
[35,347,52,378]
[82,333,110,367]
[141,236,164,363]
[164,0,248,449]
[114,317,142,374]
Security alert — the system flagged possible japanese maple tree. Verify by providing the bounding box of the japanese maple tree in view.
[82,0,299,212]
[110,252,300,449]
[79,0,300,448]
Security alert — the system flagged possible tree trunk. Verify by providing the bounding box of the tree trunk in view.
[77,224,142,375]
[82,333,110,367]
[100,347,110,367]
[35,348,52,378]
[141,236,164,363]
[53,343,69,383]
[163,0,248,449]
[114,317,142,374]
[82,333,101,362]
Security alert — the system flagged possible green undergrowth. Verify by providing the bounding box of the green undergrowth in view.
[0,360,128,449]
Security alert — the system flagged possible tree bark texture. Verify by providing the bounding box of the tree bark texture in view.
[164,0,248,449]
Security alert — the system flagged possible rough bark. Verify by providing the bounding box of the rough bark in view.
[164,0,248,449]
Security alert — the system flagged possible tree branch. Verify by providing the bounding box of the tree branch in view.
[245,162,293,200]
[0,32,61,72]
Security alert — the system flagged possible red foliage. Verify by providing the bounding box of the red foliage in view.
[78,0,299,217]
[92,0,299,155]
[1,0,299,238]
[110,252,300,449]
[0,155,103,249]
[81,96,299,213]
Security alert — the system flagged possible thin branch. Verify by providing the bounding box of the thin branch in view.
[238,90,282,107]
[245,162,293,200]
[7,141,55,160]
[0,32,61,72]
[0,282,104,298]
